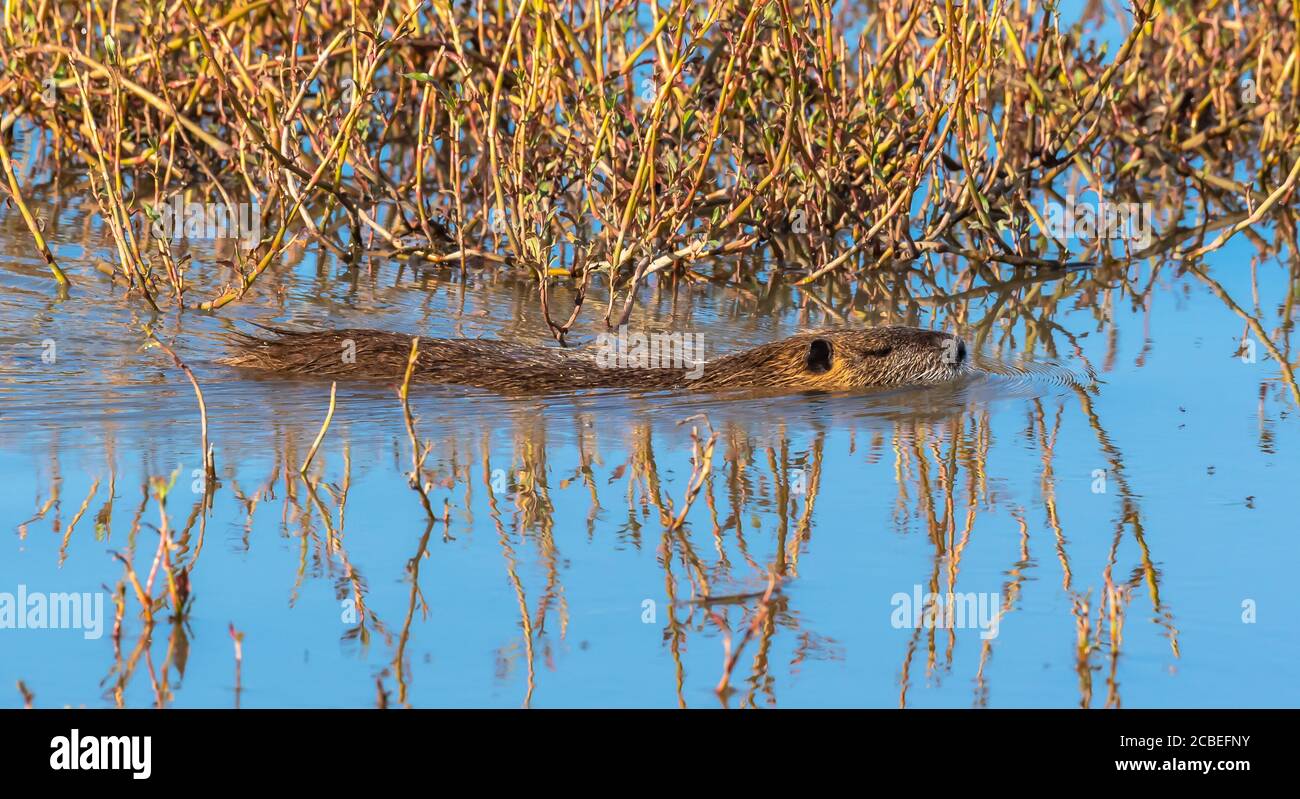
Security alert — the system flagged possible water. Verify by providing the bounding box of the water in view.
[2,154,1298,709]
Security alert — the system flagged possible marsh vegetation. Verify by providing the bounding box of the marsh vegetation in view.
[0,0,1296,707]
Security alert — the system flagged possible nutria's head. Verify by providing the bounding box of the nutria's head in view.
[696,326,969,391]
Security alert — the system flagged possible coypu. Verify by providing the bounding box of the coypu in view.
[222,326,969,394]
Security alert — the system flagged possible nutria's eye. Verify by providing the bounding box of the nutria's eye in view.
[862,345,894,357]
[805,338,833,373]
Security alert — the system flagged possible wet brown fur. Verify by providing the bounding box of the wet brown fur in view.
[221,326,969,394]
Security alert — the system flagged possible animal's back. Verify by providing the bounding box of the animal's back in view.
[221,328,688,393]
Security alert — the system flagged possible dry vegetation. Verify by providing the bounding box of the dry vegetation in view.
[0,0,1295,337]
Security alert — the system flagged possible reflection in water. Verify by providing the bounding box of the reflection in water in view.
[4,373,1212,708]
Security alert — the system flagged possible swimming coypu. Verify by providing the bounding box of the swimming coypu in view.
[222,326,969,393]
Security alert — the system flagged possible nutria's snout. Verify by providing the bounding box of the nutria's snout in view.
[914,329,967,363]
[915,329,968,366]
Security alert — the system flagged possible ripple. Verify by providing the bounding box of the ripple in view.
[967,351,1096,399]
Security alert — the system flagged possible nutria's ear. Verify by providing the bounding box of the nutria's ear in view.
[805,338,833,373]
